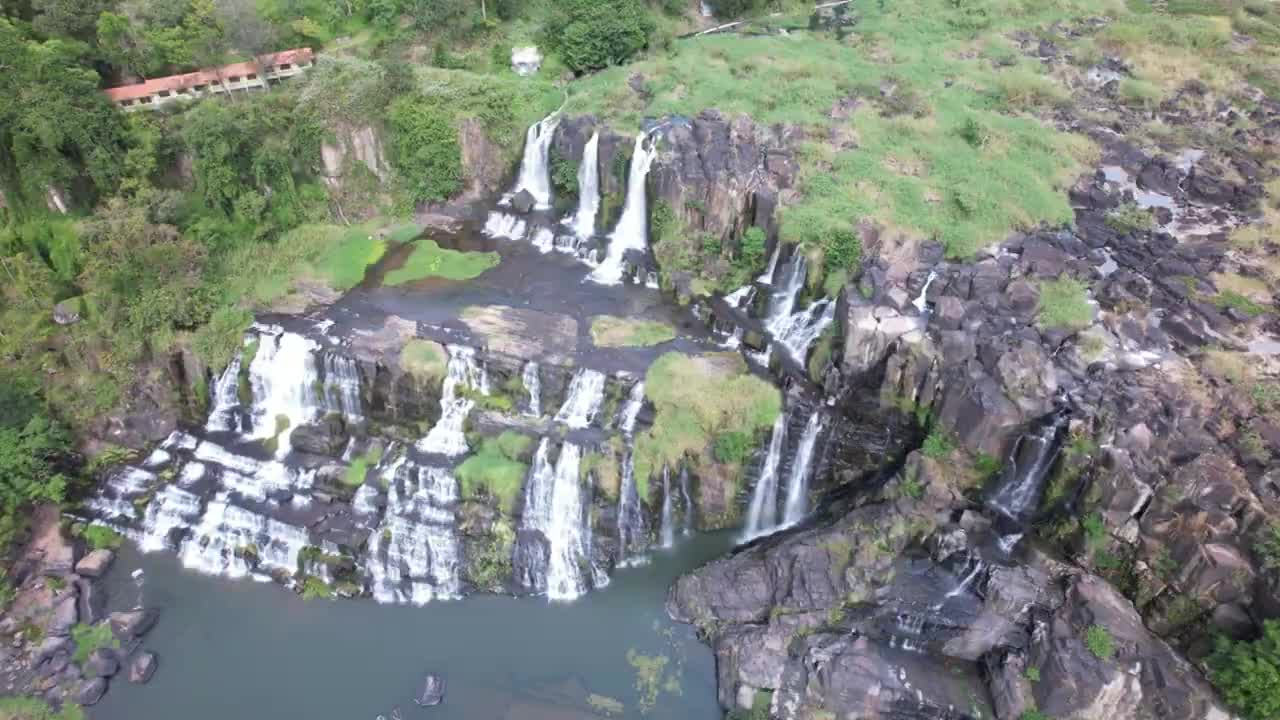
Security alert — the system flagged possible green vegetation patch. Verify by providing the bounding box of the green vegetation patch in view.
[1037,276,1094,331]
[79,524,123,551]
[1209,618,1280,720]
[590,316,677,348]
[1085,624,1115,660]
[633,352,781,497]
[344,446,384,487]
[383,239,499,285]
[0,697,85,720]
[70,622,118,664]
[400,340,449,382]
[457,432,534,514]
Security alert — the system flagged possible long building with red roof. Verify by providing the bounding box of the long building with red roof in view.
[103,48,315,111]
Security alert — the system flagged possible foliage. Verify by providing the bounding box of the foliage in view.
[467,517,515,591]
[1212,290,1268,318]
[0,696,85,720]
[713,430,754,464]
[70,622,117,664]
[1105,202,1154,234]
[386,96,463,203]
[1018,711,1050,720]
[80,524,123,551]
[634,352,780,496]
[0,386,72,549]
[1208,619,1280,720]
[1023,666,1041,682]
[300,575,333,600]
[1085,624,1115,660]
[546,0,655,73]
[1037,275,1094,331]
[343,446,384,487]
[590,316,677,347]
[457,433,532,514]
[382,239,499,285]
[1255,523,1280,570]
[922,430,954,458]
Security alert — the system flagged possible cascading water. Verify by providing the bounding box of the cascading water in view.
[742,412,788,540]
[367,461,462,604]
[514,440,592,600]
[418,346,489,456]
[135,485,204,553]
[205,355,242,433]
[483,212,528,241]
[913,270,938,314]
[178,493,331,580]
[985,412,1069,527]
[758,244,781,283]
[782,412,824,525]
[245,330,323,456]
[504,114,559,209]
[772,297,837,364]
[617,380,646,433]
[764,254,807,331]
[320,352,363,420]
[616,381,649,560]
[660,467,676,548]
[590,133,658,285]
[553,368,606,429]
[522,361,542,417]
[530,227,554,253]
[568,131,601,239]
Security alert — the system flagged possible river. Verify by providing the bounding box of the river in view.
[91,534,734,720]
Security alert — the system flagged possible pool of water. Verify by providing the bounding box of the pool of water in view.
[91,533,734,720]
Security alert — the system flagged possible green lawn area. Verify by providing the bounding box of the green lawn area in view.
[383,239,500,285]
[457,432,535,514]
[590,316,677,348]
[633,352,781,497]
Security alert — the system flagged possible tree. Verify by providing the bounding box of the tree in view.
[386,95,462,203]
[546,0,654,73]
[97,11,163,79]
[1210,620,1280,720]
[0,380,73,548]
[30,0,111,40]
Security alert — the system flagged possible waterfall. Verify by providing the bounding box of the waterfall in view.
[758,243,781,283]
[483,212,528,241]
[723,284,755,309]
[367,461,462,604]
[568,131,601,239]
[530,227,554,253]
[782,412,824,525]
[514,440,592,600]
[522,361,542,417]
[417,346,489,456]
[504,114,559,209]
[136,485,204,553]
[913,270,938,314]
[178,493,330,580]
[764,254,807,330]
[742,412,788,540]
[553,368,606,429]
[617,450,648,559]
[590,133,658,285]
[617,380,646,433]
[985,412,1069,525]
[321,352,363,420]
[933,555,986,610]
[660,467,676,548]
[205,355,242,433]
[680,466,694,534]
[245,331,323,457]
[772,297,837,364]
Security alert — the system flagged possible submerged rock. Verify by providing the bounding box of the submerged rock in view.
[109,608,159,640]
[414,673,445,706]
[128,651,158,684]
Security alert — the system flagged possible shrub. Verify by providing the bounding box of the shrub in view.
[70,622,118,664]
[80,524,123,551]
[547,0,655,73]
[1209,620,1280,720]
[713,431,754,464]
[1119,78,1163,108]
[1037,275,1093,331]
[1255,523,1280,569]
[1023,666,1041,682]
[1085,624,1115,660]
[922,430,954,458]
[387,96,463,203]
[1106,202,1154,234]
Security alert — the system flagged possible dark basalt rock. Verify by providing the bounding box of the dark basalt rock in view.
[128,651,158,684]
[289,415,350,457]
[510,189,537,214]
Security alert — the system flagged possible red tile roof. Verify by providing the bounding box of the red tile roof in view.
[104,48,314,103]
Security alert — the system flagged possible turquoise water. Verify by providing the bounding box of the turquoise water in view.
[91,534,733,720]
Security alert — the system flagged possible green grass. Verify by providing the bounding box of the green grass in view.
[1085,624,1115,660]
[1038,276,1094,330]
[567,0,1104,276]
[300,576,333,601]
[400,339,448,382]
[79,524,123,551]
[344,446,384,487]
[457,432,534,514]
[0,697,85,720]
[633,353,781,497]
[219,222,388,305]
[382,239,500,285]
[70,622,118,664]
[590,316,677,347]
[922,430,955,458]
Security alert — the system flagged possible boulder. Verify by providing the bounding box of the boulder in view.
[84,648,120,678]
[72,677,108,706]
[128,651,158,684]
[415,673,445,706]
[47,595,78,637]
[289,416,349,457]
[109,608,159,640]
[510,189,537,214]
[75,549,115,579]
[53,299,81,325]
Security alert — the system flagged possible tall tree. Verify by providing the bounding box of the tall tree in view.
[30,0,112,40]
